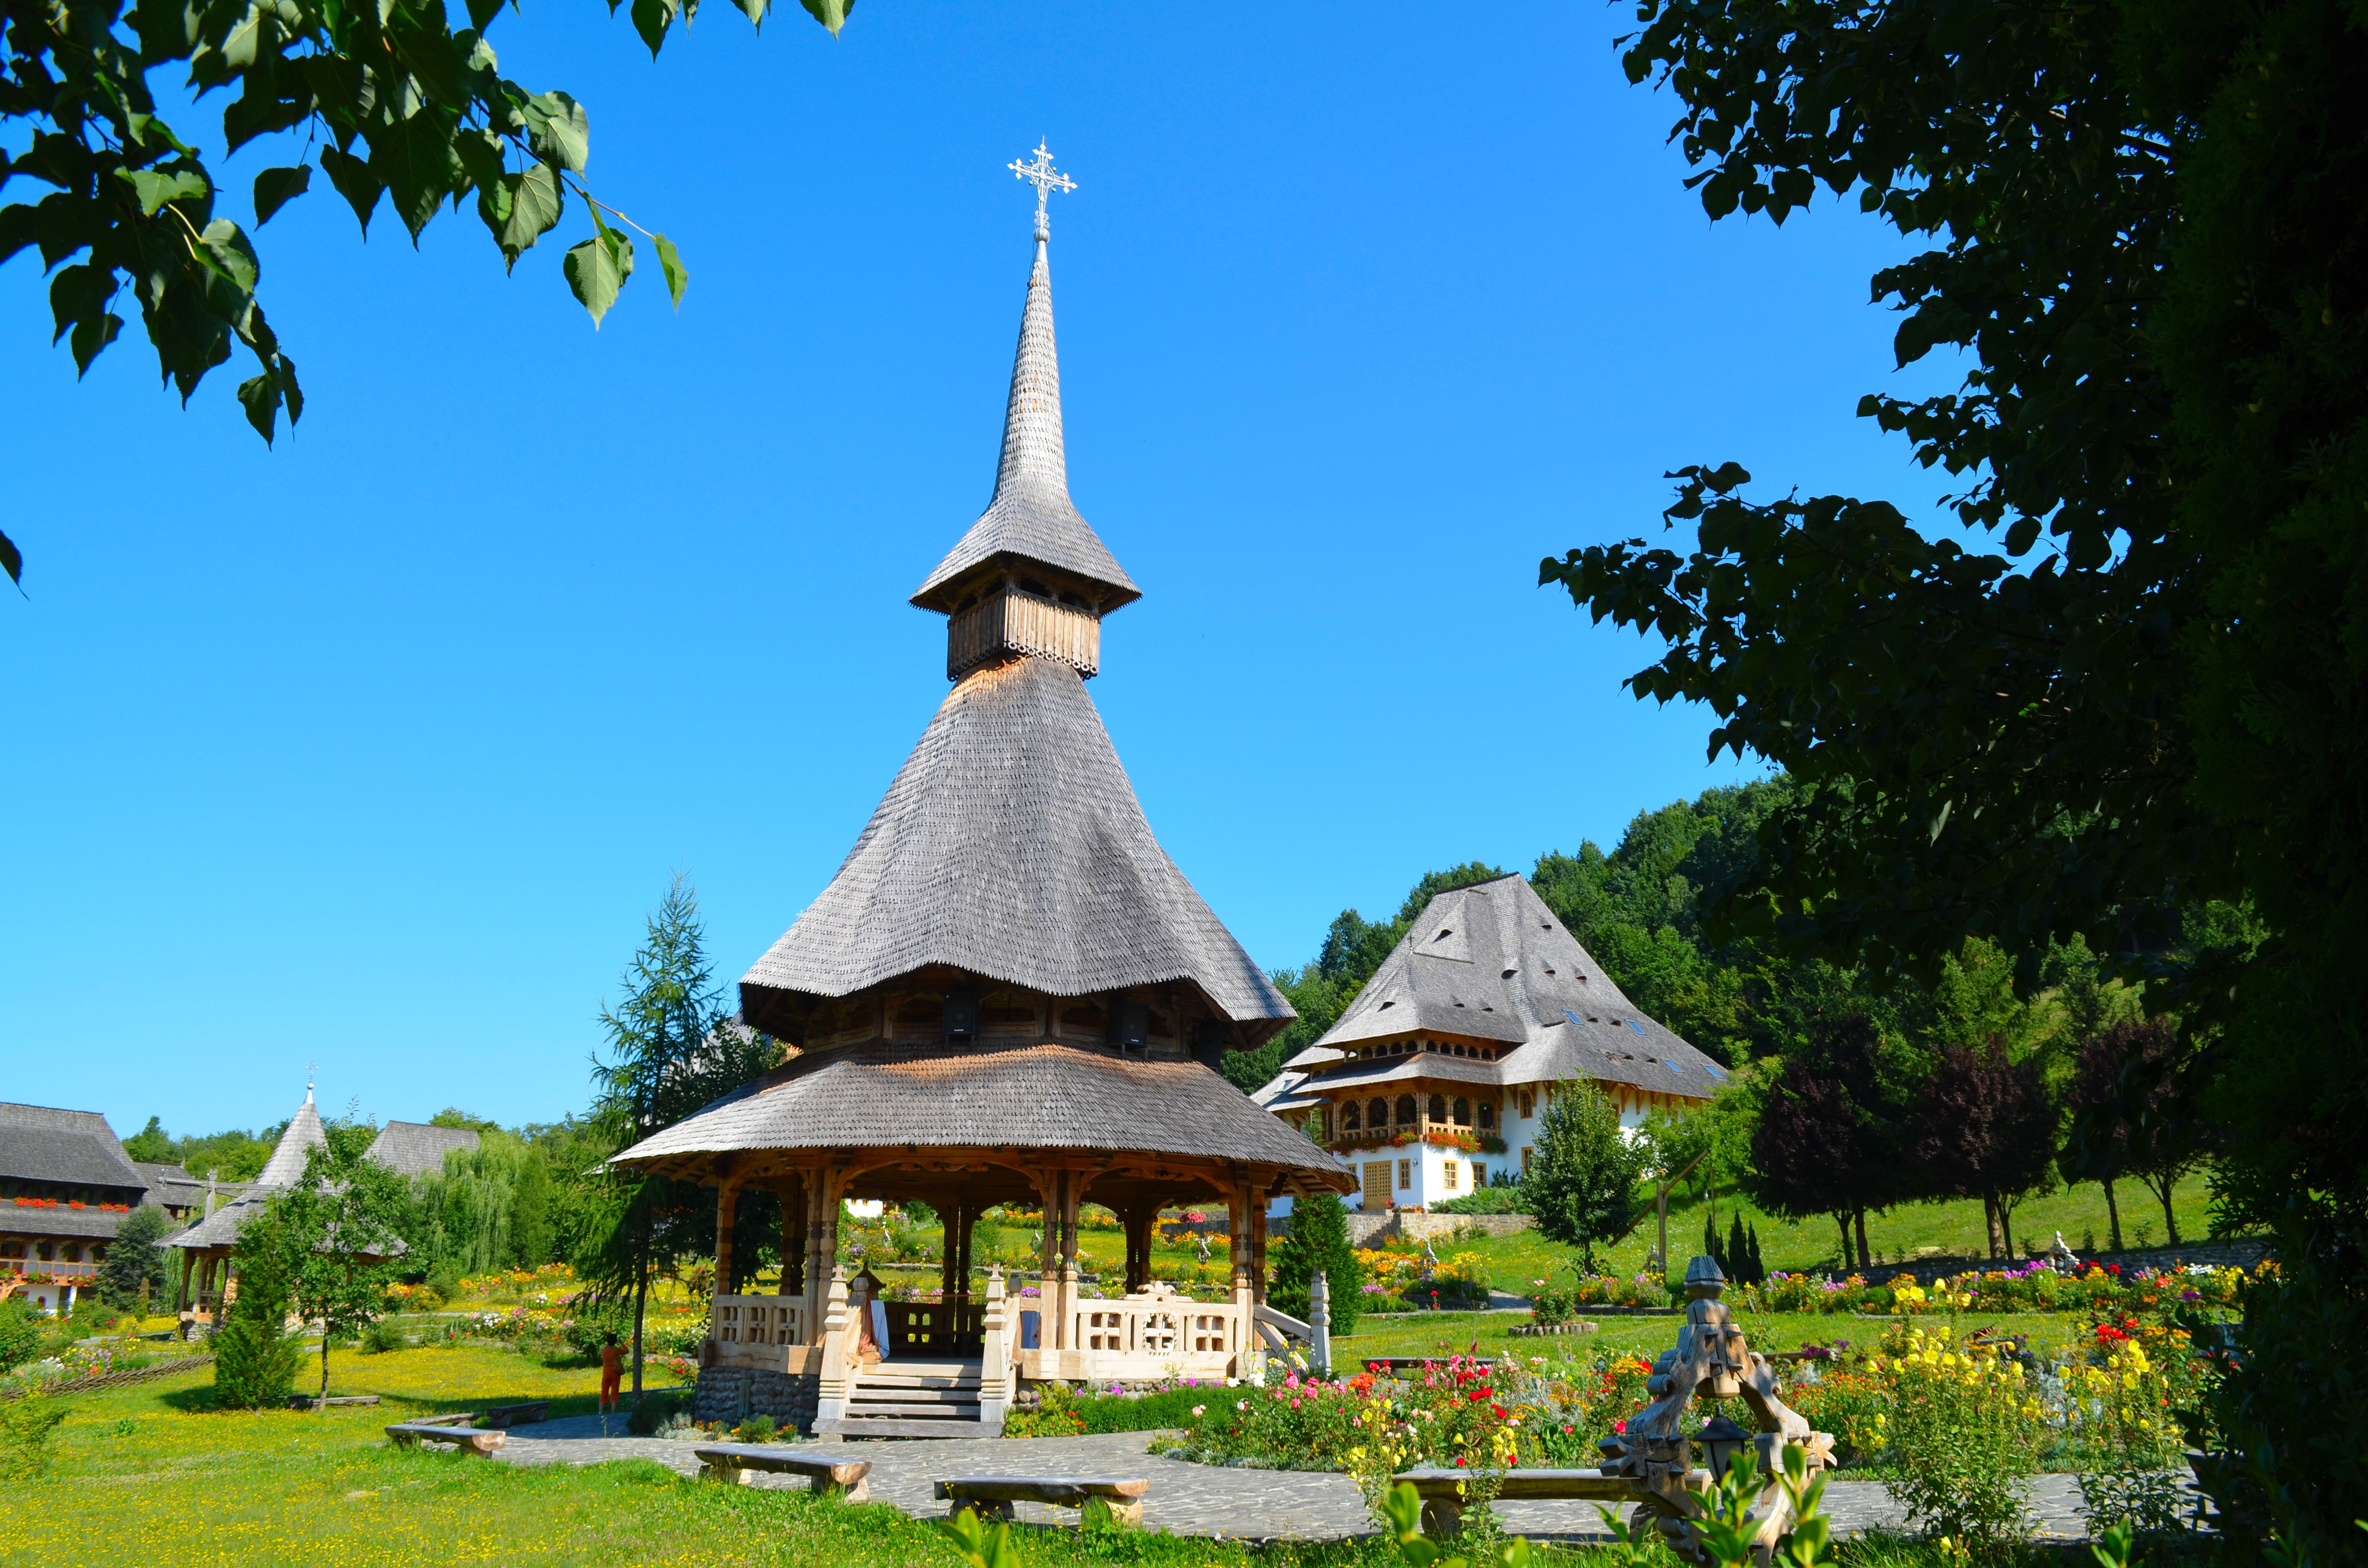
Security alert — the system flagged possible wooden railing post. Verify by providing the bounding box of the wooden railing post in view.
[978,1265,1011,1426]
[814,1267,851,1424]
[1310,1268,1332,1376]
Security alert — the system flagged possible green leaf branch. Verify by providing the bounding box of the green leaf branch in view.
[0,0,851,584]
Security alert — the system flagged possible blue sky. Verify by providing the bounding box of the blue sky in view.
[1,4,1953,1137]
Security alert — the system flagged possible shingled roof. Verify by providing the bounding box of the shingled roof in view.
[911,235,1138,614]
[1277,875,1726,1101]
[168,1089,328,1252]
[0,1103,147,1192]
[740,654,1292,1038]
[612,1039,1348,1183]
[365,1122,481,1181]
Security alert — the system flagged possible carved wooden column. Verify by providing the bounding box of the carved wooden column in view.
[714,1178,741,1299]
[775,1173,808,1298]
[1249,1182,1270,1308]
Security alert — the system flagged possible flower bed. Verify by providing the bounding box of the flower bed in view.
[1740,1261,2259,1319]
[1160,1353,1657,1489]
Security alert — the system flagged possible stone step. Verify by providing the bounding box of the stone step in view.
[857,1373,975,1393]
[813,1416,1003,1440]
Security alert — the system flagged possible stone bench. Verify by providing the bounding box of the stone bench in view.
[693,1446,872,1501]
[935,1476,1149,1527]
[1393,1465,1640,1535]
[387,1421,506,1457]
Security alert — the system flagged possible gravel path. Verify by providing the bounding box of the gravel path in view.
[492,1419,2108,1543]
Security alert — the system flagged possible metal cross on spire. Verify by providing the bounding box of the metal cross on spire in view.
[1007,141,1076,238]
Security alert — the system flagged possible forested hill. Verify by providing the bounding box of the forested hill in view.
[1221,778,1804,1091]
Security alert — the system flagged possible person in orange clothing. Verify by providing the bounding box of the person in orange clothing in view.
[599,1334,625,1414]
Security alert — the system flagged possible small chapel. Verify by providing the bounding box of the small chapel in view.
[611,148,1354,1436]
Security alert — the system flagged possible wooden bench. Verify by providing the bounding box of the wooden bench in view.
[935,1476,1149,1527]
[387,1421,506,1457]
[692,1446,872,1501]
[1393,1466,1640,1535]
[483,1401,550,1428]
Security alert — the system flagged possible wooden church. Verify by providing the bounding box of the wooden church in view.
[611,152,1353,1435]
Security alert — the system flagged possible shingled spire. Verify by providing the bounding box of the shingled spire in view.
[912,150,1138,678]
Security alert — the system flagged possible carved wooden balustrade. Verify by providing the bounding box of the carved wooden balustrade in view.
[705,1294,813,1372]
[1012,1280,1247,1382]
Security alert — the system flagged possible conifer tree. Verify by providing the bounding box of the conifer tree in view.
[587,878,774,1402]
[98,1204,174,1310]
[212,1208,302,1410]
[1269,1192,1363,1350]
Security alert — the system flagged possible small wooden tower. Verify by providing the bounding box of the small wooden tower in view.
[611,152,1353,1435]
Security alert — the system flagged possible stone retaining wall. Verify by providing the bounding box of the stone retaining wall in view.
[1343,1211,1534,1247]
[692,1364,817,1432]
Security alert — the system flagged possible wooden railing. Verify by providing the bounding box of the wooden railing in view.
[707,1294,811,1371]
[0,1259,99,1281]
[1013,1282,1248,1382]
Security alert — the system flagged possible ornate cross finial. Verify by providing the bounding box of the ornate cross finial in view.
[1007,140,1076,238]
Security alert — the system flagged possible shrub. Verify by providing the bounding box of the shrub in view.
[731,1413,777,1444]
[359,1319,409,1355]
[626,1392,689,1435]
[1876,1324,2040,1556]
[0,1301,43,1375]
[1005,1384,1209,1437]
[0,1392,69,1480]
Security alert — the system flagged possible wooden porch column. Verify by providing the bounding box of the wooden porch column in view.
[938,1198,964,1304]
[775,1173,808,1298]
[803,1168,844,1341]
[1122,1207,1155,1294]
[1249,1183,1270,1308]
[714,1178,741,1298]
[954,1204,976,1304]
[176,1249,194,1316]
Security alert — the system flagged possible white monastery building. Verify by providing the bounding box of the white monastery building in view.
[1254,874,1727,1213]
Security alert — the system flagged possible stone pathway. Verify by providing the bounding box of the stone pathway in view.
[493,1420,2106,1543]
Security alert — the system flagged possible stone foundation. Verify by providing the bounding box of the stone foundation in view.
[693,1365,819,1432]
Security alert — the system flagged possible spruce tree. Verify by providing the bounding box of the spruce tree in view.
[212,1209,302,1410]
[1269,1193,1363,1348]
[588,878,775,1402]
[1727,1214,1750,1282]
[98,1204,174,1310]
[1745,1224,1765,1285]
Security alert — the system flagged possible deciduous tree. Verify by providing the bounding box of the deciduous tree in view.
[1542,0,2365,1543]
[1527,1077,1652,1271]
[1746,1011,1903,1271]
[1912,1040,2058,1261]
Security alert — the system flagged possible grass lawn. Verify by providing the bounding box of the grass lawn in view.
[0,1346,1471,1568]
[1,1342,2003,1566]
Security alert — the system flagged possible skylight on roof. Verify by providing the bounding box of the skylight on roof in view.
[1627,1020,1645,1034]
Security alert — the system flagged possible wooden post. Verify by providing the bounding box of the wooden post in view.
[776,1174,807,1298]
[805,1170,843,1343]
[814,1267,851,1424]
[1310,1268,1331,1375]
[978,1264,1011,1425]
[939,1198,962,1305]
[714,1179,740,1299]
[1249,1190,1270,1308]
[955,1204,975,1305]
